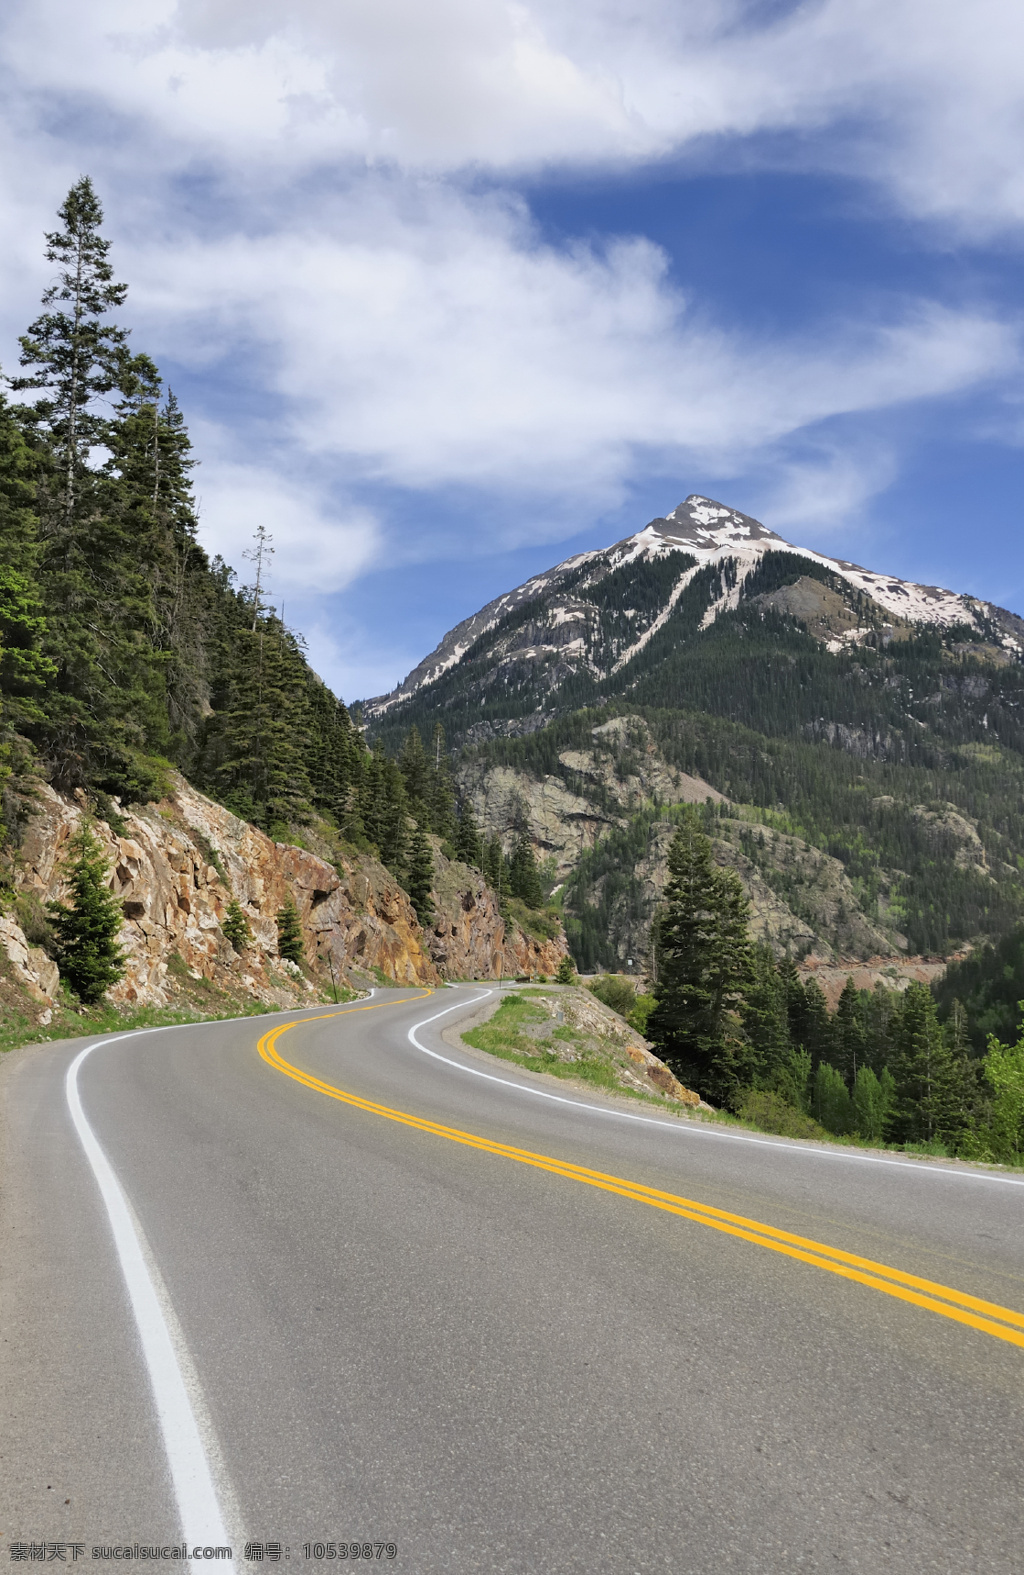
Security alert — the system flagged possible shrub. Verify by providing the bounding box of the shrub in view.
[222,899,252,953]
[738,1089,830,1140]
[588,973,637,1019]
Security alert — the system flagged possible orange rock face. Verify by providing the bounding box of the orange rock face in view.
[7,774,568,1010]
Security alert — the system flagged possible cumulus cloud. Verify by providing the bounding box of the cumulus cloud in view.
[5,0,1024,229]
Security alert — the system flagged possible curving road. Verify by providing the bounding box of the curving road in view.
[2,985,1024,1573]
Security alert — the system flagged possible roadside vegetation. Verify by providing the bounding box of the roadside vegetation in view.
[461,989,684,1108]
[643,808,1024,1168]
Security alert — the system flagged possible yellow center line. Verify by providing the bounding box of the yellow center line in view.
[258,1002,1024,1351]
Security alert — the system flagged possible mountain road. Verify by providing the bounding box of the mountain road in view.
[3,985,1023,1573]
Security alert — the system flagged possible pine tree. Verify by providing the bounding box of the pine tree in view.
[834,977,866,1083]
[741,944,791,1086]
[484,834,506,898]
[378,756,410,872]
[398,726,430,809]
[48,826,125,1003]
[104,366,209,764]
[406,828,435,925]
[14,181,172,796]
[222,898,251,953]
[888,982,953,1144]
[426,723,458,840]
[16,178,129,535]
[204,611,314,834]
[646,810,754,1104]
[276,894,305,964]
[0,388,53,736]
[862,981,899,1074]
[355,748,409,871]
[555,954,577,985]
[509,834,544,908]
[455,804,484,867]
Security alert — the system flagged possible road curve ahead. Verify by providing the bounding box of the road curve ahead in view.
[3,986,1023,1573]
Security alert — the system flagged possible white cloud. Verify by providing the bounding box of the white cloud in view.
[5,0,1024,229]
[193,461,380,593]
[295,616,426,703]
[746,440,901,540]
[125,192,1016,521]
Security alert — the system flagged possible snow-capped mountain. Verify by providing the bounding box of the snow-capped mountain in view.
[365,495,1023,720]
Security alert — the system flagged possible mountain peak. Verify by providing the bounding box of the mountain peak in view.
[642,495,789,553]
[363,490,1023,719]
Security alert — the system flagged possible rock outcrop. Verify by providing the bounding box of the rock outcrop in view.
[3,773,568,1018]
[428,848,568,979]
[457,715,725,879]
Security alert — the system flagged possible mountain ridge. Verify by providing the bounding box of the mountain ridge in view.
[365,494,1024,720]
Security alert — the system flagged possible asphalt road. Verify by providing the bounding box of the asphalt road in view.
[2,985,1024,1573]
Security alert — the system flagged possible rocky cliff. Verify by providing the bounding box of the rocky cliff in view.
[427,846,568,980]
[1,773,568,1025]
[456,714,915,968]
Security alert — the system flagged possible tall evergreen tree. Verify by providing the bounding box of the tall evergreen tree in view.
[509,834,544,908]
[14,180,168,795]
[0,388,53,739]
[833,976,866,1083]
[888,983,953,1144]
[484,833,506,897]
[426,722,458,840]
[16,177,129,534]
[203,609,314,834]
[406,828,436,925]
[398,726,430,809]
[48,826,125,1003]
[455,803,484,867]
[647,810,754,1104]
[741,944,791,1087]
[276,893,305,965]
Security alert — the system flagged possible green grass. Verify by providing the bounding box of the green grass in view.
[462,993,677,1107]
[463,997,620,1092]
[0,997,275,1055]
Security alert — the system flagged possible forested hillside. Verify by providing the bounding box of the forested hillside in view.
[0,181,365,838]
[0,180,467,913]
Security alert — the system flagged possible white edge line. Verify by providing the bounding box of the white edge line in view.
[66,1031,234,1562]
[407,992,1024,1189]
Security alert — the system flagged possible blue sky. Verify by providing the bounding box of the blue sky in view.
[1,0,1022,701]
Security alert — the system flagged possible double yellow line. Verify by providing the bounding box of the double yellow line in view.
[259,999,1024,1351]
